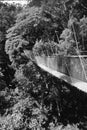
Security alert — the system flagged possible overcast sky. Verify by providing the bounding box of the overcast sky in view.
[2,0,28,5]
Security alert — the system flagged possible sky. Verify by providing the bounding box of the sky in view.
[2,0,28,6]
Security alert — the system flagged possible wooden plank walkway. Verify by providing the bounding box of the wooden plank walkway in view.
[37,63,87,93]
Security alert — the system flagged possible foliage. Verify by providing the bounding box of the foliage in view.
[1,59,86,130]
[6,0,87,67]
[33,40,60,56]
[0,2,21,42]
[58,28,76,55]
[5,6,42,68]
[28,0,44,7]
[0,2,22,87]
[79,16,87,50]
[58,15,87,55]
[5,0,74,67]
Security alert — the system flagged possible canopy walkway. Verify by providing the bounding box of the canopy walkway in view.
[34,55,87,93]
[24,50,87,93]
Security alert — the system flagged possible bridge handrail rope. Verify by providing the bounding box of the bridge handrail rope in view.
[72,23,87,81]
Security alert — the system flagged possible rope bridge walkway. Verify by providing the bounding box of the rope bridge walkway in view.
[35,55,87,93]
[24,50,87,93]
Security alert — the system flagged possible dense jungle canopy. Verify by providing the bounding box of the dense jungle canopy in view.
[0,0,87,130]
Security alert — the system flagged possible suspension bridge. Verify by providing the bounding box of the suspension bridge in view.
[24,50,87,93]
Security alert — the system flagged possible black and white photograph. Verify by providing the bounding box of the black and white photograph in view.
[0,0,87,129]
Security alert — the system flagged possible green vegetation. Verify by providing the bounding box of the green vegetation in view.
[0,0,87,130]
